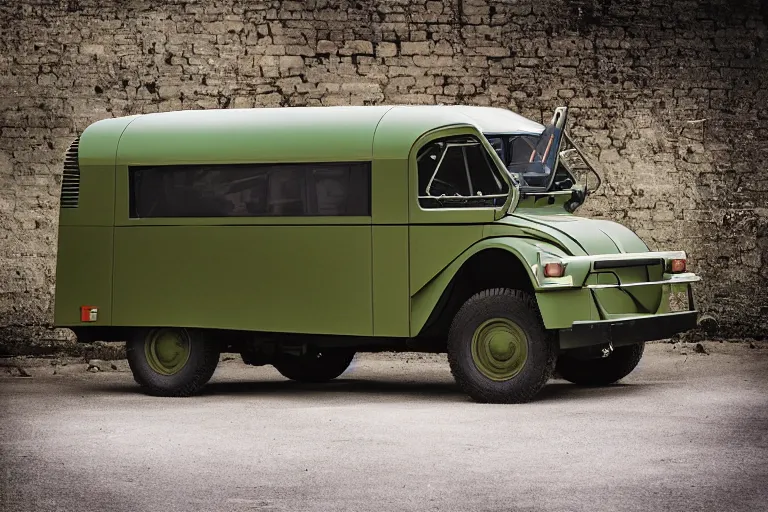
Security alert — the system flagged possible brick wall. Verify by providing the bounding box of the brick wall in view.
[0,0,766,350]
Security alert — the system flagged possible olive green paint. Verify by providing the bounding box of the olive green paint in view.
[111,225,373,335]
[408,225,485,293]
[115,107,390,166]
[53,105,699,347]
[409,236,557,335]
[54,117,136,326]
[514,193,574,210]
[534,289,599,329]
[589,265,664,317]
[509,211,650,256]
[59,116,137,227]
[144,328,191,375]
[53,226,113,326]
[490,214,585,256]
[372,226,410,336]
[471,318,528,381]
[370,159,408,224]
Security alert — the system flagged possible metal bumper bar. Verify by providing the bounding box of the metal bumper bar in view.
[584,273,701,290]
[558,311,699,350]
[535,250,700,289]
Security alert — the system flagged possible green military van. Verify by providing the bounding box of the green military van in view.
[53,105,700,402]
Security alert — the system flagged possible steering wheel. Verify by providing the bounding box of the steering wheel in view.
[429,178,461,197]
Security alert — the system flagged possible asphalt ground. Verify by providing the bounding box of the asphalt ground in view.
[1,340,767,512]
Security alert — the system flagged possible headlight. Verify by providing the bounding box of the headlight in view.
[669,258,687,273]
[543,261,564,277]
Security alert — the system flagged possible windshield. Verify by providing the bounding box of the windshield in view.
[483,107,601,194]
[484,107,566,191]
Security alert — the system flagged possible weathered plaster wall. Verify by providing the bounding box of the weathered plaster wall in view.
[0,0,766,351]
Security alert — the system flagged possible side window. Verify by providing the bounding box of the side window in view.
[417,135,509,209]
[129,162,370,218]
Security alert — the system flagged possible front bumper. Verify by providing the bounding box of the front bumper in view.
[533,249,701,350]
[558,310,698,350]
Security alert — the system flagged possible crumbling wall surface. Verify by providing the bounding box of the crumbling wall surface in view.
[0,0,766,351]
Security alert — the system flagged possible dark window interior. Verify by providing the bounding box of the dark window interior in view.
[436,146,472,196]
[485,133,565,190]
[509,135,538,164]
[129,162,371,218]
[463,142,504,196]
[416,135,508,209]
[487,137,504,161]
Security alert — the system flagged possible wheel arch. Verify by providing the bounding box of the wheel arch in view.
[410,237,556,340]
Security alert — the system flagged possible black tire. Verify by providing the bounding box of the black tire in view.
[556,342,645,386]
[447,288,556,404]
[126,328,220,397]
[273,349,355,383]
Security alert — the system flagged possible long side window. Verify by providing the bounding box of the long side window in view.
[129,162,371,218]
[416,135,509,209]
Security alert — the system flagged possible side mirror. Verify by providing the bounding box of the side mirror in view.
[564,187,586,213]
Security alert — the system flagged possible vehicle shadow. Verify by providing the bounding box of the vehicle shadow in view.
[199,378,463,399]
[93,376,663,403]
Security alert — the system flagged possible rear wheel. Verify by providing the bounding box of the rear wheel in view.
[273,349,355,383]
[447,288,556,403]
[126,328,220,397]
[556,342,645,386]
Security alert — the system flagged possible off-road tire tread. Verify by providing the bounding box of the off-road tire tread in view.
[556,342,645,386]
[447,288,556,404]
[126,329,220,397]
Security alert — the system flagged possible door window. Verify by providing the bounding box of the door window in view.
[416,135,509,209]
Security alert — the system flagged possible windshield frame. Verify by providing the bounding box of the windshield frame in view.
[482,129,603,214]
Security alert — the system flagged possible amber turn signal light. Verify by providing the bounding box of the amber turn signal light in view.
[543,262,564,278]
[670,258,686,273]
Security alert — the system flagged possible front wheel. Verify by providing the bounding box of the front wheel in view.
[555,342,645,386]
[447,288,556,404]
[126,328,220,397]
[273,349,355,383]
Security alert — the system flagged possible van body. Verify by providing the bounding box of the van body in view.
[53,105,700,402]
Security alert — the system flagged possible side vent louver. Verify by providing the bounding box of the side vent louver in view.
[61,137,80,208]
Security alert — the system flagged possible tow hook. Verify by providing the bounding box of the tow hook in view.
[601,341,614,358]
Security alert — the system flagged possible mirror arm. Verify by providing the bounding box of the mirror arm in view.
[562,131,603,194]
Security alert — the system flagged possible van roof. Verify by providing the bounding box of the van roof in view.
[100,105,545,165]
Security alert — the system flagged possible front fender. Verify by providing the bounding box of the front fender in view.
[409,237,566,336]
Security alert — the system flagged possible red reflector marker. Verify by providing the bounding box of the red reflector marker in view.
[81,306,98,322]
[543,262,564,278]
[670,259,686,273]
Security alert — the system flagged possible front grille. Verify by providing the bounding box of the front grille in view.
[593,258,662,270]
[61,137,80,208]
